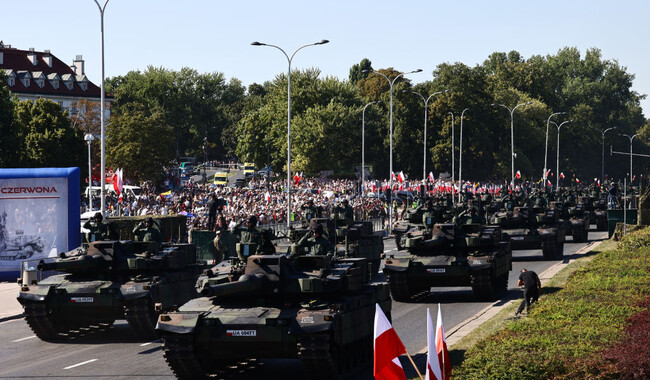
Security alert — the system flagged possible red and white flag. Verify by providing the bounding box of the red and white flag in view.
[374,304,407,380]
[515,170,521,179]
[545,168,551,177]
[391,172,397,182]
[428,172,435,183]
[560,172,565,180]
[397,171,405,183]
[265,191,271,202]
[293,172,303,186]
[113,168,124,201]
[435,304,451,380]
[426,308,443,380]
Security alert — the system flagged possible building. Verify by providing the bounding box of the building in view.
[0,41,110,118]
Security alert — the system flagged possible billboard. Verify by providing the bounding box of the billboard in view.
[0,168,80,281]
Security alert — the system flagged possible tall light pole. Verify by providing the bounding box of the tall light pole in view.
[601,127,616,183]
[363,68,422,234]
[622,133,639,186]
[448,112,455,183]
[251,39,329,227]
[403,89,450,180]
[457,108,470,203]
[543,111,566,183]
[552,120,572,189]
[361,100,381,194]
[93,0,109,216]
[84,133,95,213]
[493,102,531,186]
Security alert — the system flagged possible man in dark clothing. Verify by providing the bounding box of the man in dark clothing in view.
[516,268,542,316]
[206,193,218,231]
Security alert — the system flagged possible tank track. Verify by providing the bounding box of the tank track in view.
[386,271,413,302]
[297,333,372,380]
[471,272,506,301]
[23,302,62,341]
[161,333,206,380]
[124,298,157,338]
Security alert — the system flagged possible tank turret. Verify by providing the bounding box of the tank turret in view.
[37,254,107,273]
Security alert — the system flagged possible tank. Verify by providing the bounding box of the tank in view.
[567,197,591,242]
[17,240,203,341]
[156,253,391,379]
[383,222,512,302]
[0,230,45,261]
[490,205,565,260]
[336,221,384,275]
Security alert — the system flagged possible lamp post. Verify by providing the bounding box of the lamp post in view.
[362,100,381,194]
[363,68,422,234]
[601,127,616,183]
[493,102,532,186]
[622,133,639,186]
[251,39,329,227]
[457,108,470,203]
[84,133,95,213]
[403,89,450,180]
[543,111,566,183]
[552,120,572,189]
[449,112,455,183]
[92,0,109,217]
[202,136,207,183]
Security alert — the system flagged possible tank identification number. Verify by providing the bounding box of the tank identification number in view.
[301,317,314,323]
[511,236,525,240]
[70,297,94,303]
[426,269,445,273]
[226,330,256,337]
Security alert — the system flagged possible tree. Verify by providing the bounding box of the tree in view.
[14,98,85,168]
[0,71,19,167]
[349,58,373,85]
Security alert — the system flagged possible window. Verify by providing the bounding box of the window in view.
[8,77,14,86]
[79,82,87,91]
[22,78,30,87]
[36,79,44,88]
[50,80,59,89]
[65,81,73,90]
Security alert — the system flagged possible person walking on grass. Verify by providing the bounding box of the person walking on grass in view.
[515,268,542,316]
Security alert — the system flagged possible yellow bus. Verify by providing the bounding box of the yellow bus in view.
[213,172,228,186]
[244,162,255,176]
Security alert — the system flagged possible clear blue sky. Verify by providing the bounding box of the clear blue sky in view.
[3,0,649,118]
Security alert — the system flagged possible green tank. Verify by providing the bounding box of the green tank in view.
[383,223,512,302]
[17,240,203,341]
[156,253,391,379]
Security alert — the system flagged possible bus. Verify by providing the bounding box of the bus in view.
[244,162,255,176]
[213,172,228,186]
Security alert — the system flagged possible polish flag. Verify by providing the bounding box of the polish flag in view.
[545,168,551,177]
[515,170,521,179]
[397,171,405,183]
[374,304,407,380]
[547,180,552,187]
[426,308,443,380]
[391,172,397,182]
[428,172,435,183]
[113,168,124,201]
[435,304,451,380]
[265,191,271,202]
[560,172,565,180]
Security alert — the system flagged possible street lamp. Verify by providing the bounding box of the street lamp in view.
[552,120,571,189]
[202,136,207,183]
[251,39,329,227]
[363,68,422,234]
[543,111,566,183]
[361,100,381,194]
[601,127,616,183]
[621,133,639,186]
[93,0,109,217]
[457,108,470,203]
[84,133,95,213]
[402,89,450,180]
[492,101,532,186]
[448,112,455,183]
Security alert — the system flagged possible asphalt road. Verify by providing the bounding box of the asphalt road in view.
[0,230,607,380]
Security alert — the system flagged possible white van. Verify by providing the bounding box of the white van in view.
[85,185,142,198]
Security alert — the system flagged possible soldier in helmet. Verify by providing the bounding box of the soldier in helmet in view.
[83,212,110,242]
[231,215,275,258]
[332,199,354,225]
[300,199,323,222]
[133,217,162,252]
[296,223,334,256]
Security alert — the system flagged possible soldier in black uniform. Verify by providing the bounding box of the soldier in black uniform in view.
[515,268,542,316]
[206,193,218,231]
[83,212,110,242]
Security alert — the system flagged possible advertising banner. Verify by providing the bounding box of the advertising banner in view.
[0,168,80,281]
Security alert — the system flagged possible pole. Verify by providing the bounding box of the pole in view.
[554,120,571,189]
[449,112,454,183]
[93,0,109,216]
[493,102,530,187]
[87,139,92,212]
[251,40,329,228]
[458,108,469,204]
[362,101,380,195]
[543,112,565,184]
[622,134,638,189]
[601,127,615,183]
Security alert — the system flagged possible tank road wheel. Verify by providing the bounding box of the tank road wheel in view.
[162,333,206,380]
[23,302,63,341]
[386,271,414,302]
[471,272,502,301]
[297,333,339,380]
[541,238,557,260]
[125,298,158,339]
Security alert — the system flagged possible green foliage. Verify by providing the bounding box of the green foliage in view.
[349,58,372,85]
[14,98,85,168]
[0,71,19,167]
[454,229,650,379]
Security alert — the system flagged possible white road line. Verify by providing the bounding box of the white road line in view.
[139,339,161,347]
[64,359,98,370]
[11,335,36,342]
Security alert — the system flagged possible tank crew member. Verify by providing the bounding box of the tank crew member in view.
[83,212,110,242]
[300,199,323,222]
[133,217,162,252]
[296,223,334,256]
[515,268,542,316]
[456,205,484,225]
[231,215,275,257]
[333,199,354,224]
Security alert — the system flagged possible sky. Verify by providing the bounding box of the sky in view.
[3,0,649,117]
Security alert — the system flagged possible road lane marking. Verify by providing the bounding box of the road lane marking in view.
[64,359,98,370]
[11,335,36,342]
[139,339,161,347]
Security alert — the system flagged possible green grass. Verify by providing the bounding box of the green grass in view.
[449,232,650,379]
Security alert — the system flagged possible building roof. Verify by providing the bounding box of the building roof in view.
[0,45,108,99]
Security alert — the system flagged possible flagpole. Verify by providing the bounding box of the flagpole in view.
[404,350,424,380]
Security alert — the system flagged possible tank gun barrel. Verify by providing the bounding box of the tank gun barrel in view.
[200,272,269,297]
[37,254,107,273]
